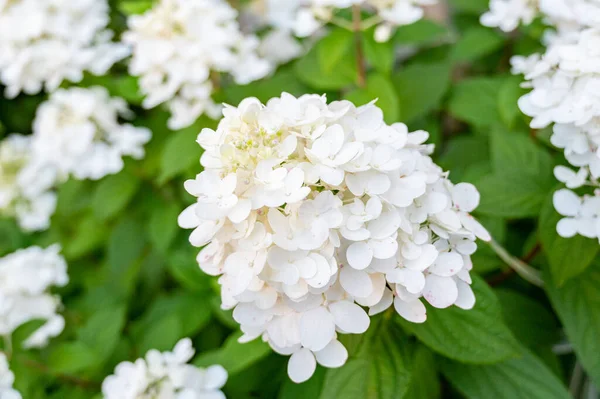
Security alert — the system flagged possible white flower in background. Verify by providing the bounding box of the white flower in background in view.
[123,0,272,130]
[179,93,489,383]
[248,0,436,44]
[0,353,21,399]
[553,189,600,241]
[480,0,538,32]
[31,87,152,181]
[0,0,128,98]
[0,135,57,232]
[102,338,228,399]
[0,245,68,348]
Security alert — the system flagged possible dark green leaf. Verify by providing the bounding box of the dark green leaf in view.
[147,201,180,253]
[545,261,600,387]
[393,62,451,123]
[398,276,520,364]
[451,27,505,62]
[92,171,140,220]
[138,314,183,354]
[441,350,570,399]
[158,124,203,183]
[539,193,599,285]
[345,73,400,123]
[194,332,271,375]
[403,346,440,399]
[77,306,126,362]
[449,77,505,127]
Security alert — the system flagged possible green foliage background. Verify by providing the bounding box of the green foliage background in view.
[1,0,598,398]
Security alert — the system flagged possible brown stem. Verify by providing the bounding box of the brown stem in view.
[352,5,366,88]
[17,356,100,389]
[488,242,542,287]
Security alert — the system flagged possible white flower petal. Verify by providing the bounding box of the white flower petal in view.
[346,242,373,270]
[288,348,317,383]
[314,340,348,368]
[422,275,458,309]
[393,297,426,323]
[329,300,370,334]
[299,307,335,352]
[340,267,373,298]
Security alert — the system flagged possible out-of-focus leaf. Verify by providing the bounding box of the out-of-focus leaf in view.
[393,62,451,123]
[449,0,489,14]
[147,201,180,253]
[539,193,599,285]
[168,246,212,292]
[77,306,126,364]
[92,171,140,220]
[107,217,147,293]
[224,70,309,105]
[194,332,272,375]
[345,73,400,123]
[398,276,520,364]
[449,77,505,127]
[394,19,450,46]
[363,31,394,75]
[546,260,600,387]
[47,342,98,373]
[498,76,527,128]
[118,0,154,15]
[138,313,183,354]
[441,350,570,399]
[294,41,357,89]
[450,27,504,62]
[318,28,355,73]
[158,124,203,184]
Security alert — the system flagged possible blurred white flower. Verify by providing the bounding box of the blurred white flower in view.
[102,338,228,399]
[0,245,68,348]
[123,0,272,130]
[553,189,600,241]
[0,135,57,232]
[0,353,21,399]
[0,0,128,98]
[31,87,152,181]
[480,0,538,32]
[248,0,436,44]
[179,93,489,383]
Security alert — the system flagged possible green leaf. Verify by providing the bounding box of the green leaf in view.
[119,0,154,15]
[92,171,140,220]
[363,31,394,75]
[393,62,451,123]
[294,41,357,90]
[449,77,505,127]
[441,350,570,399]
[449,0,489,14]
[545,261,600,387]
[138,314,183,354]
[224,70,309,105]
[451,27,505,63]
[168,246,211,292]
[539,193,599,285]
[194,332,271,375]
[63,215,109,260]
[495,289,560,350]
[77,306,126,363]
[280,368,326,399]
[403,346,440,399]
[132,293,211,340]
[398,276,520,364]
[345,73,400,123]
[394,19,450,46]
[107,217,147,293]
[475,130,554,218]
[498,76,527,128]
[147,201,180,254]
[318,28,355,74]
[158,124,203,183]
[48,342,98,374]
[320,319,412,399]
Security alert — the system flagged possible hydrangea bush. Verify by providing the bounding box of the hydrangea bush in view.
[0,0,598,398]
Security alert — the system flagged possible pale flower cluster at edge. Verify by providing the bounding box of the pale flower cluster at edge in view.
[0,87,151,232]
[481,0,600,243]
[102,338,228,399]
[0,0,128,98]
[178,93,491,383]
[0,353,21,399]
[0,245,68,350]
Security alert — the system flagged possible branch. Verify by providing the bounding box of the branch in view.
[352,5,366,88]
[487,239,544,287]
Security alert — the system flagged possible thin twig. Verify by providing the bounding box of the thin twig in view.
[487,239,544,287]
[352,5,366,88]
[570,362,584,398]
[17,356,101,389]
[487,242,540,286]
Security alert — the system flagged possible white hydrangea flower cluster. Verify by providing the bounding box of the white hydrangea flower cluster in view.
[481,0,600,33]
[0,87,150,231]
[0,0,128,98]
[0,353,21,399]
[102,338,228,399]
[31,87,152,181]
[0,135,57,232]
[179,93,490,383]
[0,245,68,349]
[123,0,272,130]
[484,1,600,241]
[253,0,437,44]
